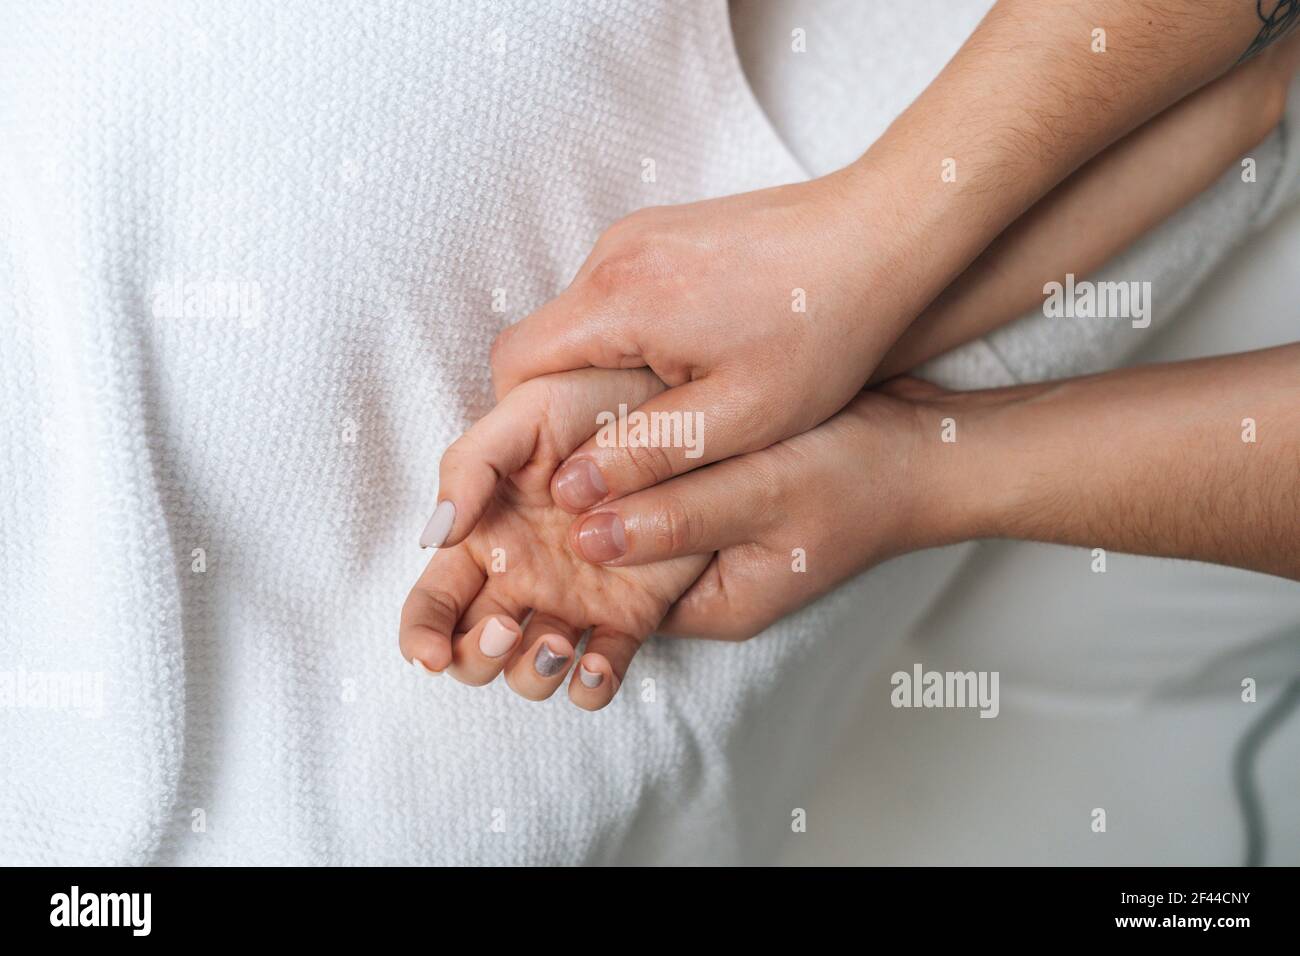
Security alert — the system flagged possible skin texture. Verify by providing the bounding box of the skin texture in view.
[640,345,1300,636]
[408,344,1300,709]
[407,12,1300,709]
[488,1,1298,514]
[401,370,710,709]
[950,346,1300,582]
[404,369,943,706]
[876,33,1300,381]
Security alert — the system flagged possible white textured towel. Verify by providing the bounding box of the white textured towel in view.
[2,0,1296,865]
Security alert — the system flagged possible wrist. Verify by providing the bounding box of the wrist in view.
[812,161,974,380]
[826,132,1035,380]
[913,383,1059,546]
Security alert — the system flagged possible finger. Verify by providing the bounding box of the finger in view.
[567,449,781,566]
[421,420,539,551]
[399,547,487,675]
[567,626,644,711]
[503,612,582,702]
[445,613,524,687]
[489,288,641,401]
[423,369,666,550]
[657,552,756,639]
[459,586,529,632]
[549,376,786,513]
[445,585,528,686]
[660,546,816,642]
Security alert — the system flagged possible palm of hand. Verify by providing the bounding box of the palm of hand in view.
[461,464,708,637]
[400,369,712,706]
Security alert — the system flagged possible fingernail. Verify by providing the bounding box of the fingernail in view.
[579,665,603,689]
[420,500,455,549]
[554,459,608,510]
[411,657,442,677]
[533,640,571,678]
[479,617,516,658]
[575,512,627,563]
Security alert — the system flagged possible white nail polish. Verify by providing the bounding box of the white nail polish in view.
[419,500,456,549]
[412,657,442,676]
[579,665,602,688]
[479,618,516,658]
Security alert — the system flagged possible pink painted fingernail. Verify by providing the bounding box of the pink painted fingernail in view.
[479,617,517,658]
[420,500,455,549]
[575,512,627,563]
[554,459,608,510]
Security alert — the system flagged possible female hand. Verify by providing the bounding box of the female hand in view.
[418,370,995,649]
[405,366,969,704]
[400,368,710,710]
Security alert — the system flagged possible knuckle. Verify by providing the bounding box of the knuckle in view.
[585,215,684,297]
[744,387,792,441]
[619,441,676,489]
[440,433,471,471]
[511,374,561,415]
[439,431,488,485]
[488,324,516,379]
[409,586,459,627]
[713,449,790,542]
[675,562,765,642]
[744,457,789,535]
[658,493,704,555]
[586,240,657,295]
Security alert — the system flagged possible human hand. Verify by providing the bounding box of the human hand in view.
[429,366,992,651]
[400,369,710,710]
[560,377,986,640]
[486,174,947,515]
[573,344,1300,642]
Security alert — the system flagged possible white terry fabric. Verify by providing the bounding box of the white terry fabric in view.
[1,0,1293,866]
[0,0,971,866]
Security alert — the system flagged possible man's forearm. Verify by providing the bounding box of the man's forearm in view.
[836,0,1299,362]
[939,345,1300,580]
[881,0,1295,215]
[875,35,1298,382]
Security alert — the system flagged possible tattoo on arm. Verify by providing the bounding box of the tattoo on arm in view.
[1240,0,1300,62]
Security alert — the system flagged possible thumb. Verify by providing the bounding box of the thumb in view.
[489,288,642,401]
[420,369,666,549]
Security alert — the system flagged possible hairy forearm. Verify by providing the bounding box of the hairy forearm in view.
[936,345,1300,579]
[874,38,1298,382]
[834,0,1299,365]
[885,0,1291,210]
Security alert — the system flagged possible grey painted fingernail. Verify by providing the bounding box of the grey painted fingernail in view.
[533,641,571,678]
[579,665,603,688]
[420,500,455,549]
